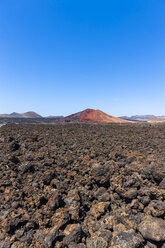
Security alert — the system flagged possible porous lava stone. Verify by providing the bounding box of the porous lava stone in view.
[0,123,165,247]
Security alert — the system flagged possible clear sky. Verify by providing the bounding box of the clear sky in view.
[0,0,164,117]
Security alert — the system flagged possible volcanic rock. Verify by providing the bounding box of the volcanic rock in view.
[48,190,62,210]
[0,123,165,247]
[112,231,144,248]
[86,236,108,248]
[138,215,165,242]
[159,178,165,189]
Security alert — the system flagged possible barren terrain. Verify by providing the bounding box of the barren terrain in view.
[0,123,165,248]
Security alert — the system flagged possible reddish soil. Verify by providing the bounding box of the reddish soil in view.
[63,109,130,123]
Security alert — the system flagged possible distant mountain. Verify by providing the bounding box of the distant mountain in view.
[148,117,165,122]
[63,109,130,123]
[131,115,156,120]
[46,115,64,119]
[120,115,157,121]
[22,112,42,118]
[0,111,42,118]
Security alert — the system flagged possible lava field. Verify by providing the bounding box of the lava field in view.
[0,123,165,248]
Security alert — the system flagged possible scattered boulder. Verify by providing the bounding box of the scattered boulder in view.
[64,189,81,220]
[51,208,70,229]
[63,223,83,245]
[86,236,108,248]
[111,231,144,248]
[19,161,34,173]
[152,164,165,183]
[48,190,62,210]
[124,188,138,201]
[138,215,165,242]
[90,202,110,219]
[159,178,165,189]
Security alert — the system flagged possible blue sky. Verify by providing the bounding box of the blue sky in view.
[0,0,164,117]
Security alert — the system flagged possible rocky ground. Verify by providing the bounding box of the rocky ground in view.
[0,123,165,248]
